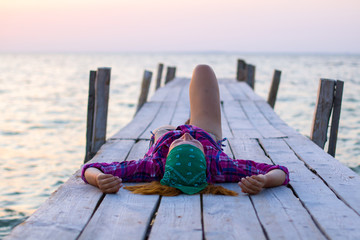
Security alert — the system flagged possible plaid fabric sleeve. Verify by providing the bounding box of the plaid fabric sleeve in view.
[209,150,290,185]
[81,157,162,184]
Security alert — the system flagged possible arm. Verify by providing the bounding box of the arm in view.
[238,169,286,195]
[81,158,162,188]
[84,167,123,194]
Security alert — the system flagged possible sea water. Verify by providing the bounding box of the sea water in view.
[1,53,359,238]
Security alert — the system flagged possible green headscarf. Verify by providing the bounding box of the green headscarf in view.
[160,144,208,194]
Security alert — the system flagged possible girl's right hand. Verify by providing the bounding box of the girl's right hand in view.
[96,173,123,193]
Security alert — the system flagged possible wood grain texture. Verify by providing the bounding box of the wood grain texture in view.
[239,82,264,101]
[111,102,162,139]
[78,186,159,240]
[231,138,327,240]
[328,80,344,157]
[225,82,250,101]
[78,139,158,240]
[310,79,335,148]
[149,195,202,240]
[285,136,360,215]
[203,183,266,240]
[139,101,178,139]
[91,67,111,154]
[170,79,190,126]
[126,140,151,160]
[6,140,135,240]
[239,100,286,138]
[255,101,300,137]
[222,100,262,139]
[84,70,96,163]
[261,138,360,239]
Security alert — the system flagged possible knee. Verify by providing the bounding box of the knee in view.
[193,64,214,75]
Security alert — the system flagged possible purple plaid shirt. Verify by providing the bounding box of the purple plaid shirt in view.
[82,125,289,185]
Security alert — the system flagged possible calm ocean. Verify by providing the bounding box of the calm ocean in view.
[1,53,359,237]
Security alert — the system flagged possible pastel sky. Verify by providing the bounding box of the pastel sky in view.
[1,0,359,53]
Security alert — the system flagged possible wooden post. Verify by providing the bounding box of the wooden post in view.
[91,67,111,156]
[155,63,164,90]
[267,70,281,108]
[310,79,335,149]
[246,64,256,89]
[136,70,153,113]
[328,80,344,157]
[236,59,247,81]
[165,66,176,84]
[84,71,96,163]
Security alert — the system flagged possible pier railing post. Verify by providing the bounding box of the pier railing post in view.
[155,63,164,90]
[246,64,256,89]
[84,67,111,163]
[165,66,176,84]
[136,70,153,113]
[310,78,344,156]
[236,59,247,81]
[328,80,344,157]
[267,70,281,108]
[84,71,96,163]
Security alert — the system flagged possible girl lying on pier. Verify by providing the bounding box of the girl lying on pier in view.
[82,65,289,196]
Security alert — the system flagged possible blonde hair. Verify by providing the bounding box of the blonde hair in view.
[124,181,238,196]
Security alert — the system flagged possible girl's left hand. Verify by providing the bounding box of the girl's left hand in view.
[238,175,266,195]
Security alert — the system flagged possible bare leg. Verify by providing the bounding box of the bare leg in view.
[189,65,222,140]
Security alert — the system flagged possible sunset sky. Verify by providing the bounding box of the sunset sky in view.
[1,0,359,53]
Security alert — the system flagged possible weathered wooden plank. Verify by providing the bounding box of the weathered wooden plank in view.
[310,79,335,149]
[238,82,264,101]
[111,102,162,139]
[285,136,360,215]
[139,80,185,138]
[203,183,266,240]
[149,195,202,240]
[79,139,159,240]
[239,100,286,138]
[225,82,250,101]
[202,137,263,240]
[230,138,327,240]
[222,100,262,139]
[260,138,360,239]
[78,187,159,240]
[88,139,136,164]
[170,79,190,126]
[149,77,182,102]
[252,186,326,240]
[255,101,301,137]
[220,104,233,139]
[126,140,151,160]
[6,140,135,240]
[139,101,178,139]
[219,83,234,102]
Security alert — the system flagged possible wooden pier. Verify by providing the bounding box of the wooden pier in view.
[6,69,360,239]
